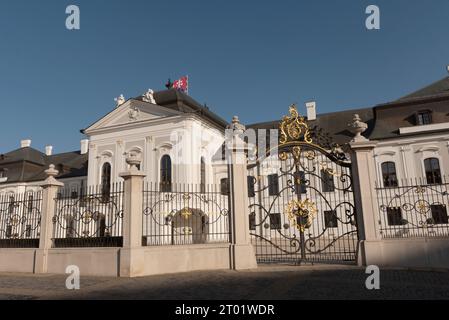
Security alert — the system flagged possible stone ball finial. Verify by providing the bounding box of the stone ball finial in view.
[45,164,59,177]
[349,114,368,142]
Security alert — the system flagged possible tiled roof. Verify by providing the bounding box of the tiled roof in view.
[0,148,87,184]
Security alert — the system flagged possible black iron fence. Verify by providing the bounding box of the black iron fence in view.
[247,151,358,264]
[52,183,124,247]
[142,182,230,246]
[376,176,449,238]
[0,191,43,248]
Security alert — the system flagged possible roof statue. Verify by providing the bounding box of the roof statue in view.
[142,89,156,104]
[114,94,126,107]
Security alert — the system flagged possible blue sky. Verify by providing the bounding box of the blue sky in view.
[0,0,448,153]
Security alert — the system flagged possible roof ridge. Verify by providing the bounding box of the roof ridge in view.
[399,76,449,100]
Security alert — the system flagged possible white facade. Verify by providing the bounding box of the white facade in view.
[373,128,449,185]
[83,98,227,187]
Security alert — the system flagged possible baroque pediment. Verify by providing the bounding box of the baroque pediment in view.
[83,99,182,134]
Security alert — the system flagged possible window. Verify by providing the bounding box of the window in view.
[321,170,335,192]
[416,110,432,125]
[381,162,398,187]
[25,225,32,238]
[269,213,281,230]
[424,158,442,184]
[0,169,6,178]
[99,215,107,237]
[324,210,338,228]
[200,157,206,193]
[6,225,12,238]
[220,178,229,195]
[431,205,448,224]
[386,207,403,226]
[268,174,279,196]
[71,188,78,199]
[66,217,75,238]
[247,176,256,197]
[101,162,111,201]
[295,171,307,194]
[27,194,33,214]
[8,196,15,214]
[79,181,86,207]
[160,155,172,192]
[201,215,207,233]
[221,144,226,161]
[249,212,256,230]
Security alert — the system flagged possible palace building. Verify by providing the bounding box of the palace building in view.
[0,74,448,275]
[1,75,448,196]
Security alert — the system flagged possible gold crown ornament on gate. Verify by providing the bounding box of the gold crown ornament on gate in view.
[279,104,313,146]
[278,104,314,163]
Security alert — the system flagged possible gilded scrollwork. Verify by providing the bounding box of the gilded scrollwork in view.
[279,104,312,145]
[247,104,358,263]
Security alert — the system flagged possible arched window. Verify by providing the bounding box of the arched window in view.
[160,155,172,192]
[101,162,111,201]
[424,158,442,184]
[381,162,398,187]
[200,157,206,193]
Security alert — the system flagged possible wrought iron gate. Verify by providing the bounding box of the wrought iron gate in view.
[247,105,358,264]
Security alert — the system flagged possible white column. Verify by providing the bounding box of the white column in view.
[35,165,64,274]
[350,141,381,241]
[119,154,146,277]
[348,114,382,266]
[227,117,257,270]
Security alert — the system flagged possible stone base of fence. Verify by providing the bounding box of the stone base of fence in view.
[0,249,37,273]
[0,243,257,277]
[230,244,258,270]
[357,238,449,270]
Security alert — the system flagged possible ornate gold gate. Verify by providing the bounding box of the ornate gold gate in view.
[247,105,358,264]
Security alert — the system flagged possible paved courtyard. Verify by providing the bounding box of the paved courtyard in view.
[0,264,448,300]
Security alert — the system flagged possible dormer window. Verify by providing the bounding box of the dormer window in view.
[416,110,432,125]
[0,168,7,181]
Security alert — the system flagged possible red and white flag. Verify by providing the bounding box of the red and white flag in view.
[173,76,188,93]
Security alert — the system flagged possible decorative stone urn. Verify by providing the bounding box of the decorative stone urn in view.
[349,114,368,142]
[227,116,246,133]
[126,152,141,170]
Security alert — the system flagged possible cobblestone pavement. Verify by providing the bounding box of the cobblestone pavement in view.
[0,264,448,300]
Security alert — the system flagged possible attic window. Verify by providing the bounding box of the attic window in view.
[0,168,7,179]
[416,110,432,125]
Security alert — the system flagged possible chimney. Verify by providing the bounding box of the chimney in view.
[45,146,53,156]
[20,139,31,148]
[305,101,316,121]
[80,139,89,155]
